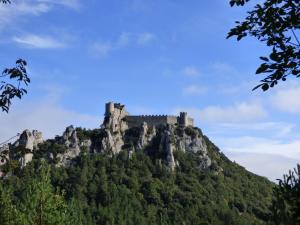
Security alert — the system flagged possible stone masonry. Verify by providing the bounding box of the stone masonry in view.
[104,102,194,129]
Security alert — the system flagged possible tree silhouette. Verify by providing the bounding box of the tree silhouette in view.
[228,0,300,91]
[271,165,300,225]
[0,0,30,112]
[0,59,30,113]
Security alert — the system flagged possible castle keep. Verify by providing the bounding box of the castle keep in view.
[104,102,194,129]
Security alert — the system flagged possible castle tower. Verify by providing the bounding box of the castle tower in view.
[179,112,188,127]
[105,102,114,116]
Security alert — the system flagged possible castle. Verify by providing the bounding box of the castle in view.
[104,102,194,128]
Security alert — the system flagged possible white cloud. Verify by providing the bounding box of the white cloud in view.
[37,0,81,10]
[182,66,200,77]
[13,34,66,49]
[218,122,295,137]
[226,151,299,182]
[117,32,131,47]
[210,62,237,74]
[199,102,267,123]
[0,87,101,140]
[0,0,80,30]
[91,32,156,57]
[217,136,300,160]
[271,86,300,113]
[182,85,206,95]
[0,1,50,29]
[90,42,113,57]
[137,32,156,45]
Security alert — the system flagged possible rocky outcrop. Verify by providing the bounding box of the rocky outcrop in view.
[56,126,81,166]
[14,129,43,151]
[158,125,211,171]
[101,104,128,154]
[137,122,156,150]
[160,126,176,170]
[12,130,44,167]
[0,112,212,172]
[102,103,128,133]
[0,144,9,167]
[101,129,124,154]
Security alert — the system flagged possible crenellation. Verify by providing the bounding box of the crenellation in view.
[103,102,194,129]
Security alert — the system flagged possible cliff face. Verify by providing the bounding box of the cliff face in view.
[0,111,212,172]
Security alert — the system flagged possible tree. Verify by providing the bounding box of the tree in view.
[0,1,30,113]
[0,184,23,225]
[0,59,30,113]
[227,0,300,91]
[270,164,300,225]
[20,163,74,225]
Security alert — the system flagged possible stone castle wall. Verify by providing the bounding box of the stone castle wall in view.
[104,102,194,129]
[126,115,171,128]
[126,115,193,128]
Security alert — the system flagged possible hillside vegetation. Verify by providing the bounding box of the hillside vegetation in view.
[0,126,274,225]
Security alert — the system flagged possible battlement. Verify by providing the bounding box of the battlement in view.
[103,102,194,129]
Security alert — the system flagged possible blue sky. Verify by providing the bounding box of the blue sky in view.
[1,0,300,181]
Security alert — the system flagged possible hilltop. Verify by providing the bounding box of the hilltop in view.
[0,102,274,225]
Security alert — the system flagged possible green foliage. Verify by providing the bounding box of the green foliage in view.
[0,183,21,225]
[270,164,300,225]
[0,128,275,225]
[0,0,11,4]
[0,59,30,112]
[0,162,81,225]
[228,0,300,91]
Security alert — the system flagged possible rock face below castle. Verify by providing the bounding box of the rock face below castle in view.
[100,102,210,170]
[0,102,211,172]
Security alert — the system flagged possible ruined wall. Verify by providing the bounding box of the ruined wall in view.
[187,118,194,127]
[126,115,171,128]
[125,115,194,128]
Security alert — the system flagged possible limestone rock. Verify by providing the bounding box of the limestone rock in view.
[14,129,43,151]
[176,128,207,154]
[137,122,156,150]
[56,126,81,166]
[102,103,128,133]
[12,129,43,167]
[160,125,176,171]
[20,153,34,168]
[62,125,79,149]
[101,129,124,154]
[0,144,9,166]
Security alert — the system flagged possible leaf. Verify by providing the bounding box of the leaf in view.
[256,63,269,74]
[262,83,269,91]
[259,56,269,62]
[252,84,263,91]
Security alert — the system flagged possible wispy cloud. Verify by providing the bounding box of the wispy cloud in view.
[0,0,80,30]
[182,85,206,95]
[0,84,101,139]
[210,62,237,74]
[226,151,299,182]
[200,102,267,123]
[90,42,113,57]
[37,0,81,10]
[182,66,201,77]
[218,136,300,160]
[13,34,66,49]
[137,32,156,45]
[218,122,295,137]
[271,85,300,114]
[0,1,50,29]
[176,102,266,124]
[117,32,131,47]
[90,32,156,57]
